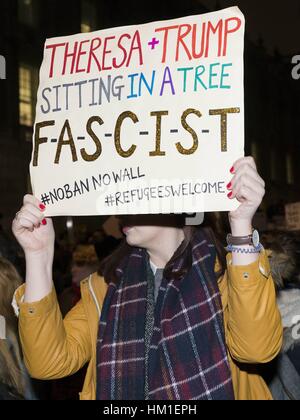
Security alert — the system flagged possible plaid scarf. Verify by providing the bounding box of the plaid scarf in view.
[96,229,234,400]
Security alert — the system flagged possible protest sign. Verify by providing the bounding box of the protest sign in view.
[30,6,245,216]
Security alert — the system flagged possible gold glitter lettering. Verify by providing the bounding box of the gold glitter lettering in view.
[80,116,103,162]
[55,119,78,164]
[149,111,168,157]
[176,108,201,155]
[114,111,138,158]
[209,107,240,152]
[33,121,55,167]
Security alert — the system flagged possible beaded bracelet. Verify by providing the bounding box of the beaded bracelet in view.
[226,243,263,254]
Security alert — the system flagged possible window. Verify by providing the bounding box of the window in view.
[18,0,37,27]
[19,66,32,127]
[286,153,294,185]
[81,0,97,33]
[81,22,92,34]
[19,65,38,128]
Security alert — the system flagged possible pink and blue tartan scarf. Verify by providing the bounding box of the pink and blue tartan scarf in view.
[96,228,234,400]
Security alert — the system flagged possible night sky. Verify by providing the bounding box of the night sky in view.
[199,0,300,56]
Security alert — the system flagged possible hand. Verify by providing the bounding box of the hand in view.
[12,195,55,257]
[227,156,265,235]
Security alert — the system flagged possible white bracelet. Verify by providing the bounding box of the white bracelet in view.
[226,244,263,254]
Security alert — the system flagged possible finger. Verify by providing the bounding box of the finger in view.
[229,185,255,203]
[23,194,45,210]
[232,175,265,198]
[16,210,42,229]
[15,216,36,233]
[229,166,265,191]
[235,185,261,204]
[23,203,45,221]
[231,156,257,173]
[231,180,264,203]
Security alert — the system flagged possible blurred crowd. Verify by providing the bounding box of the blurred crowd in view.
[0,216,121,400]
[0,213,300,400]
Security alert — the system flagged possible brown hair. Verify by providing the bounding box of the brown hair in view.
[0,258,25,396]
[264,231,300,289]
[98,221,226,285]
[72,244,99,265]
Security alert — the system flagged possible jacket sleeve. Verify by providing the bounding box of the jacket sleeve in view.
[16,285,92,380]
[217,249,283,364]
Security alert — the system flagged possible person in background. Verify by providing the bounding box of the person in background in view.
[59,244,100,318]
[263,232,300,400]
[0,258,33,399]
[54,240,121,400]
[93,233,122,265]
[0,214,25,278]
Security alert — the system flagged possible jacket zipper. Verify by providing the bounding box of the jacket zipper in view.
[88,275,101,319]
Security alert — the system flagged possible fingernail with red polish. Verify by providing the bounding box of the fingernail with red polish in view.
[230,166,235,174]
[226,182,232,190]
[227,192,233,199]
[42,219,47,226]
[39,204,46,211]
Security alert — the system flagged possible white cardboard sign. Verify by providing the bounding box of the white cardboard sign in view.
[30,6,245,216]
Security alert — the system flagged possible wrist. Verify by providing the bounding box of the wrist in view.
[229,219,252,236]
[25,249,53,276]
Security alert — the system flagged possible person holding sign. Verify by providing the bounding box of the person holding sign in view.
[12,156,282,400]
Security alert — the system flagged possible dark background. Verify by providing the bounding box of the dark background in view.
[0,0,299,236]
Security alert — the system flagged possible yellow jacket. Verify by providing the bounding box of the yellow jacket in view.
[15,250,282,400]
